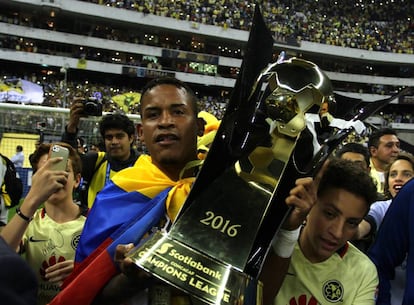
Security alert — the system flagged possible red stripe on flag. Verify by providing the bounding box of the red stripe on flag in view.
[49,239,117,305]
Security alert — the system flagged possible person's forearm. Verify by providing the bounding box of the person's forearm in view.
[1,196,40,251]
[66,121,79,134]
[259,228,300,305]
[61,125,78,148]
[356,220,372,240]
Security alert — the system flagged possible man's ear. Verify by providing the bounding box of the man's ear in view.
[136,123,144,141]
[196,118,205,137]
[369,145,377,156]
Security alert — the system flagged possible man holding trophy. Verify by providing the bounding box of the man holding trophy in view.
[52,63,379,305]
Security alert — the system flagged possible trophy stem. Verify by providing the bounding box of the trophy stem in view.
[129,231,263,305]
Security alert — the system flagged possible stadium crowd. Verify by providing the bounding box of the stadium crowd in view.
[85,0,414,54]
[3,0,414,56]
[1,0,413,82]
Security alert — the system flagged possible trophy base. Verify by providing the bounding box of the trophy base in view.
[129,231,262,305]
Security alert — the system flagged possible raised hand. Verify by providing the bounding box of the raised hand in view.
[283,177,316,230]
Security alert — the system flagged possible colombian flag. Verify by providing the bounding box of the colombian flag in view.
[50,155,195,305]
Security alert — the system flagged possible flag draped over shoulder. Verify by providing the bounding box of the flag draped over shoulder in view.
[49,155,195,305]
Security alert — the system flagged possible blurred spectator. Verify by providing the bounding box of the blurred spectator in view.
[89,142,104,153]
[77,137,87,154]
[368,128,400,193]
[11,145,24,168]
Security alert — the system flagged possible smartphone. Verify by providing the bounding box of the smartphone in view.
[48,144,69,171]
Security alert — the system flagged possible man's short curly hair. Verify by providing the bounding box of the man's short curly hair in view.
[368,127,398,149]
[318,158,377,211]
[99,113,135,138]
[139,77,198,115]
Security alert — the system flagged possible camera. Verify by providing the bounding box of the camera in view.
[82,97,103,116]
[51,145,61,153]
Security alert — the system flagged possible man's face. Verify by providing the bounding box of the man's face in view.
[103,129,133,161]
[371,134,400,165]
[300,188,367,263]
[140,84,203,177]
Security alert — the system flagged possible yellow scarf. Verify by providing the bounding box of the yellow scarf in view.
[111,155,199,221]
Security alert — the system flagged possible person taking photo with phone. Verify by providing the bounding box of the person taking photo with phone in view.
[0,142,86,305]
